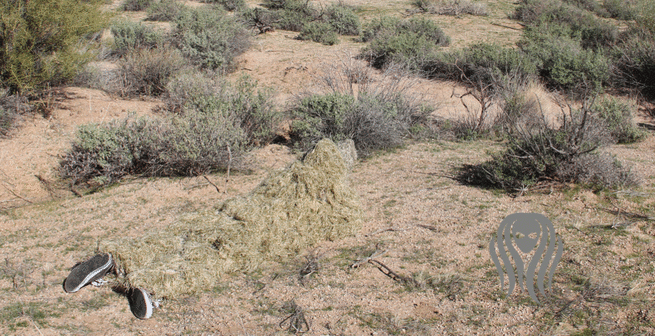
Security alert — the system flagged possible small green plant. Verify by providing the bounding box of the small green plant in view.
[298,22,339,45]
[173,7,251,71]
[122,0,152,11]
[110,20,163,56]
[147,0,186,21]
[602,0,638,20]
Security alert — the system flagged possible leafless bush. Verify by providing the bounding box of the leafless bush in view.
[0,89,31,138]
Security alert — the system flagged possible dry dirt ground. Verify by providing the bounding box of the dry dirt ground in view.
[1,0,655,335]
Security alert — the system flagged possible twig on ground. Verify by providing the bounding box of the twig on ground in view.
[351,249,387,268]
[203,176,220,193]
[365,227,408,237]
[1,181,32,204]
[368,259,420,287]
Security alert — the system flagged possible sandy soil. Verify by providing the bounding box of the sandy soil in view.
[1,0,654,335]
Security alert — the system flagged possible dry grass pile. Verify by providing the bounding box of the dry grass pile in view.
[100,139,362,298]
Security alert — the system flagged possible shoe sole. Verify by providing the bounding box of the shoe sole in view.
[63,253,113,293]
[128,288,153,320]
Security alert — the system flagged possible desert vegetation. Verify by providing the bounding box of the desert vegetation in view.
[1,0,654,334]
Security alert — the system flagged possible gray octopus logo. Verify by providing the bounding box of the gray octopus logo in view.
[489,213,563,303]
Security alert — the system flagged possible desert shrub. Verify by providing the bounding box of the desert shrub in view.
[298,22,339,45]
[60,112,246,186]
[289,90,429,154]
[263,0,317,31]
[602,0,638,20]
[116,47,186,97]
[514,0,618,49]
[519,28,609,92]
[0,0,109,94]
[241,7,279,33]
[173,7,251,71]
[202,0,247,11]
[147,0,186,21]
[610,30,655,99]
[362,17,450,69]
[423,43,537,90]
[61,76,279,186]
[110,20,163,56]
[0,106,16,137]
[636,0,655,35]
[562,0,608,16]
[324,4,361,36]
[592,96,645,144]
[412,0,488,16]
[165,72,281,145]
[122,0,152,11]
[458,99,637,191]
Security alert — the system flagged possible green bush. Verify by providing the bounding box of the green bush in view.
[274,1,317,31]
[122,0,152,11]
[324,4,361,36]
[173,7,251,71]
[519,27,609,92]
[562,0,608,16]
[298,22,339,45]
[423,43,537,91]
[202,0,247,11]
[610,30,655,99]
[110,20,163,56]
[147,0,186,21]
[602,0,638,20]
[458,100,637,191]
[636,0,655,35]
[117,47,186,97]
[412,0,488,16]
[289,91,430,155]
[362,17,450,69]
[61,75,280,186]
[592,96,645,144]
[0,0,109,94]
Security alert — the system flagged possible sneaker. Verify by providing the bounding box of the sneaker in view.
[63,253,114,293]
[128,288,154,320]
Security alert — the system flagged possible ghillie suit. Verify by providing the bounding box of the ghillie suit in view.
[100,139,362,298]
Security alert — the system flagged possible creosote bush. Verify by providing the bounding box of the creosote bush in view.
[202,0,247,11]
[61,75,279,186]
[0,0,109,94]
[324,4,361,36]
[173,7,251,71]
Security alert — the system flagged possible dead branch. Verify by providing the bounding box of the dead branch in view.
[203,176,220,193]
[279,300,310,334]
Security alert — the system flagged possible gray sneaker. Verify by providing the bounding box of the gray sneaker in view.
[63,253,114,293]
[128,288,154,319]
